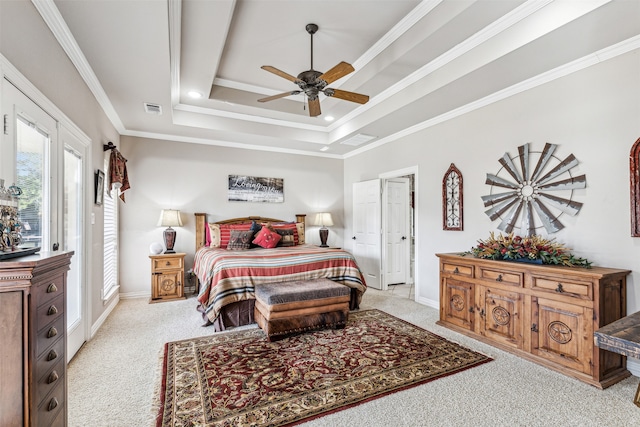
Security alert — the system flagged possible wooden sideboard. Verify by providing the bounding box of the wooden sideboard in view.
[436,253,631,389]
[0,251,73,426]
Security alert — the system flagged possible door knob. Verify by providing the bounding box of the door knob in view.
[52,242,59,251]
[401,236,407,240]
[352,236,356,240]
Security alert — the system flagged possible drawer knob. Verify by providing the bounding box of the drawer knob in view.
[496,274,503,282]
[47,305,58,316]
[47,397,59,411]
[47,370,59,384]
[555,283,564,293]
[453,267,459,274]
[166,261,171,266]
[47,283,58,293]
[47,349,58,361]
[47,327,58,338]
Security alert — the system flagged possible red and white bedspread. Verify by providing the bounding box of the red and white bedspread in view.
[193,244,367,324]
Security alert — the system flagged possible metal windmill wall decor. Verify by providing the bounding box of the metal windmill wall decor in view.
[481,143,586,236]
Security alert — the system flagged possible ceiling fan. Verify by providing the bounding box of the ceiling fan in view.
[258,23,369,117]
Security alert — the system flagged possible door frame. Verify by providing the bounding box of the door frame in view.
[1,56,93,360]
[379,166,418,295]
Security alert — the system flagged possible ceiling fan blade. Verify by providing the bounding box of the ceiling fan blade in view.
[261,66,302,83]
[317,61,354,85]
[325,89,369,104]
[257,91,301,102]
[308,98,321,117]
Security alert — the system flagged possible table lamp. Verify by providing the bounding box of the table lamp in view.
[313,212,334,247]
[157,209,183,253]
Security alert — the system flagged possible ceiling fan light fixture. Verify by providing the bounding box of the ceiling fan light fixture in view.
[324,116,335,122]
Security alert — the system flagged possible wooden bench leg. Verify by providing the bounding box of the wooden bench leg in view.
[634,380,640,408]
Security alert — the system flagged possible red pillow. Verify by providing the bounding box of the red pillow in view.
[219,223,252,249]
[252,226,281,249]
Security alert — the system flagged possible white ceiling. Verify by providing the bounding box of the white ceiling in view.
[37,0,640,158]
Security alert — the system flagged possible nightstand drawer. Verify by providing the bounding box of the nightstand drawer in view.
[152,256,184,271]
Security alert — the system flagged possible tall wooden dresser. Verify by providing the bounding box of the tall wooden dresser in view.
[0,251,73,427]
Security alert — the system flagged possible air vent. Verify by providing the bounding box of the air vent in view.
[144,103,163,115]
[340,133,376,146]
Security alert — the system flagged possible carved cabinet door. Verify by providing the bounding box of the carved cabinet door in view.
[442,277,475,331]
[478,287,523,350]
[531,297,593,375]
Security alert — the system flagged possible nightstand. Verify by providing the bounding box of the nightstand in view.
[149,253,186,303]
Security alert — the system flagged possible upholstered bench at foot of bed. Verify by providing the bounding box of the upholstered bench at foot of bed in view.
[254,278,351,342]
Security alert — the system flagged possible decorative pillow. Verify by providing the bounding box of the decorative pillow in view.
[219,223,253,249]
[274,228,296,247]
[205,220,212,247]
[249,220,262,248]
[252,226,281,249]
[227,229,255,250]
[268,223,299,246]
[207,223,221,247]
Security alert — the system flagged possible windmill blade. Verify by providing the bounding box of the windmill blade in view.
[498,153,522,183]
[498,200,523,233]
[538,192,583,216]
[484,197,519,221]
[325,88,369,104]
[537,154,579,185]
[518,144,530,182]
[261,66,302,84]
[317,61,355,85]
[308,98,321,117]
[485,173,519,190]
[258,91,301,103]
[530,143,557,182]
[538,174,586,191]
[531,199,564,234]
[520,200,535,237]
[481,191,518,207]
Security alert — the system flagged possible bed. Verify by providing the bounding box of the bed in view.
[193,213,367,331]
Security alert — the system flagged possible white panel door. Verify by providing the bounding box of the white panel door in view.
[352,179,381,289]
[384,178,410,286]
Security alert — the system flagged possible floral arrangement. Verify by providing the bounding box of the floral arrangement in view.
[468,232,592,268]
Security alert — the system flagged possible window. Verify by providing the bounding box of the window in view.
[103,155,118,301]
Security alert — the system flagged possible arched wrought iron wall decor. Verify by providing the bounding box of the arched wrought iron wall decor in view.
[442,163,463,231]
[630,137,640,237]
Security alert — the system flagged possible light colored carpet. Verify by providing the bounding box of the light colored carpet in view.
[68,287,640,427]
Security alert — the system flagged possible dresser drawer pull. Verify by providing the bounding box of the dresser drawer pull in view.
[555,283,564,293]
[47,349,58,361]
[47,305,58,316]
[47,397,59,412]
[47,283,58,293]
[47,370,59,384]
[496,274,503,282]
[453,267,459,274]
[166,261,171,266]
[47,327,58,338]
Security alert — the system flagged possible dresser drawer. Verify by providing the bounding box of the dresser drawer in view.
[37,380,65,427]
[442,262,473,277]
[33,274,65,307]
[36,293,64,330]
[36,316,65,358]
[152,256,184,272]
[479,267,523,287]
[36,359,65,404]
[36,338,65,382]
[531,276,592,301]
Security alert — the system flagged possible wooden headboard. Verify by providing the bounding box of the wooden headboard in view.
[194,213,306,252]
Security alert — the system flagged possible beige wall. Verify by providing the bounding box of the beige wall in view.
[344,50,640,314]
[118,136,344,296]
[1,1,119,326]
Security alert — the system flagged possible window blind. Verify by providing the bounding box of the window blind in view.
[103,155,118,301]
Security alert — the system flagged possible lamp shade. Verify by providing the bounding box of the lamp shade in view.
[157,209,183,227]
[312,212,334,227]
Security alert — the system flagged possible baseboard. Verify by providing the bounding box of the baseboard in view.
[627,359,640,377]
[415,295,438,309]
[119,291,151,300]
[90,293,119,339]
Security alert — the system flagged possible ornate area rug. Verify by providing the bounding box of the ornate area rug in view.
[155,309,491,427]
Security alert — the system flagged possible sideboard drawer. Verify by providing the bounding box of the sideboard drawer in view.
[442,262,473,278]
[531,276,592,301]
[479,267,523,287]
[36,316,64,358]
